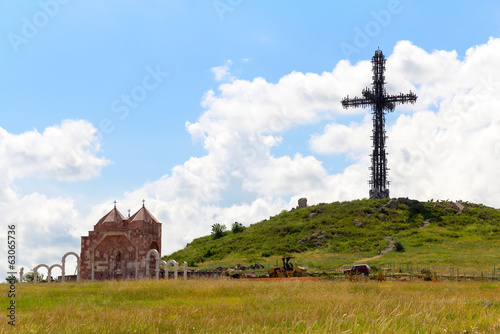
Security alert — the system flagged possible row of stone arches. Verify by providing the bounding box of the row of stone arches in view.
[31,249,185,282]
[145,249,187,280]
[33,251,80,283]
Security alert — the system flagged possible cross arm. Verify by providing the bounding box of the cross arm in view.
[341,96,373,109]
[384,91,417,105]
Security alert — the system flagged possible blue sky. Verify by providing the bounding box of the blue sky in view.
[1,0,499,279]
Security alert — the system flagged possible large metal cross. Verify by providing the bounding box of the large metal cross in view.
[341,48,417,199]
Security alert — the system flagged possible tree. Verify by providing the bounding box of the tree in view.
[211,223,226,239]
[23,271,44,283]
[5,275,18,283]
[231,222,245,234]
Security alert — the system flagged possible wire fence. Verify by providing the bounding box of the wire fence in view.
[322,263,500,282]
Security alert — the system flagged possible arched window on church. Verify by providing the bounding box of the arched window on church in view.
[149,241,159,252]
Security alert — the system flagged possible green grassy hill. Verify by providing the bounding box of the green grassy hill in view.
[164,198,500,274]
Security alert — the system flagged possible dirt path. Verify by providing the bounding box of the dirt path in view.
[354,236,394,264]
[353,219,431,265]
[419,219,431,229]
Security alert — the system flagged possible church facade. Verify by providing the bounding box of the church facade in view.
[79,204,162,281]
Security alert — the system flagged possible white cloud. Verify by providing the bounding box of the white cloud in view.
[385,39,500,205]
[309,114,372,157]
[0,120,110,184]
[243,154,327,196]
[211,60,235,83]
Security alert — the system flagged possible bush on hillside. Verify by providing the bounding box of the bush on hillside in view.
[202,247,216,258]
[211,223,226,239]
[232,222,245,234]
[394,240,405,252]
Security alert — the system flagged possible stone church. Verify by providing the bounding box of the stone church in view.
[79,203,162,281]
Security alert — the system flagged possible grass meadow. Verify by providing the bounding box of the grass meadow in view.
[2,279,499,333]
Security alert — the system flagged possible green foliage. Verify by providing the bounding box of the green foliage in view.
[231,222,245,234]
[185,258,197,267]
[394,240,405,252]
[5,275,18,283]
[202,247,216,258]
[211,223,226,240]
[24,271,44,282]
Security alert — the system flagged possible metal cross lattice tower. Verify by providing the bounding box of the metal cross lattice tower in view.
[341,49,417,199]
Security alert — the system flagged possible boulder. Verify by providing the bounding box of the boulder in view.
[298,198,307,208]
[244,272,257,278]
[354,220,364,228]
[235,263,246,270]
[452,202,464,211]
[385,199,399,210]
[254,263,264,269]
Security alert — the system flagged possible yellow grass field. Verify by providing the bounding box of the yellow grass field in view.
[2,279,499,333]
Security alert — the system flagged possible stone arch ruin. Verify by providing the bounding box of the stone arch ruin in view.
[62,251,80,282]
[33,264,49,283]
[145,249,160,279]
[163,259,179,279]
[183,261,188,280]
[48,264,63,282]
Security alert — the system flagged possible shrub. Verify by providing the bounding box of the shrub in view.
[232,222,245,234]
[376,271,386,282]
[261,251,272,257]
[394,240,405,252]
[211,223,226,239]
[202,247,216,258]
[423,270,433,281]
[185,258,197,267]
[5,275,18,283]
[23,271,44,283]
